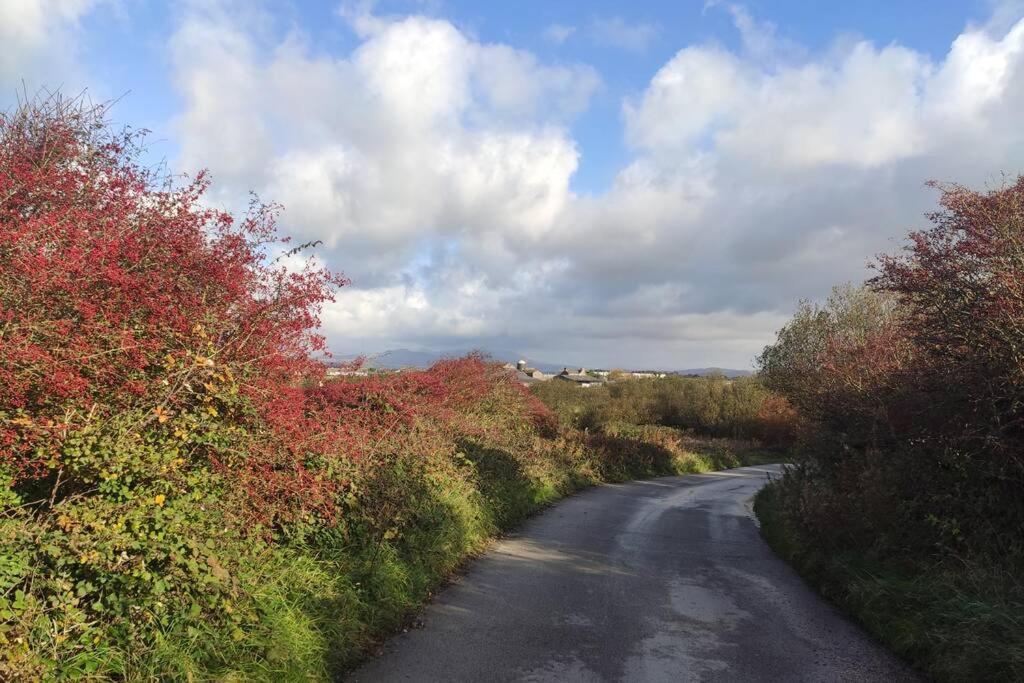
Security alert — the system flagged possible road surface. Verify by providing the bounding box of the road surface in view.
[350,464,918,682]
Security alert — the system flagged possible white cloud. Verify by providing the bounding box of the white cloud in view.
[322,282,491,340]
[0,0,101,88]
[624,40,933,169]
[607,7,1024,339]
[168,3,1024,369]
[625,10,1024,171]
[171,7,597,279]
[544,24,576,45]
[589,16,658,52]
[709,2,803,63]
[623,46,746,154]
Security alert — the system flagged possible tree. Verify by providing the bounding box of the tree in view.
[759,177,1024,558]
[0,93,345,500]
[875,178,1024,479]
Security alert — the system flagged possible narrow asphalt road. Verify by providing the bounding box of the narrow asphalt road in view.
[350,465,918,682]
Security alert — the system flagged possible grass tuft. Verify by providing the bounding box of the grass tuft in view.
[755,482,1024,682]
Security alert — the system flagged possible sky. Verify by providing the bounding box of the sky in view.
[3,0,1024,369]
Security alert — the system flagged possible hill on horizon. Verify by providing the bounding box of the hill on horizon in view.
[334,348,753,378]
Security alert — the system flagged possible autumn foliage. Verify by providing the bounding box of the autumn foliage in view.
[759,178,1024,563]
[756,178,1024,681]
[4,96,746,680]
[0,97,568,677]
[0,94,347,486]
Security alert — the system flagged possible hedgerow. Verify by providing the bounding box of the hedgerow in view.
[0,96,776,680]
[531,374,798,447]
[757,178,1024,680]
[0,93,347,678]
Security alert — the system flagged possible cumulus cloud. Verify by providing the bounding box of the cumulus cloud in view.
[623,41,935,168]
[0,0,101,89]
[625,12,1024,171]
[168,2,1024,369]
[604,6,1024,351]
[171,5,595,281]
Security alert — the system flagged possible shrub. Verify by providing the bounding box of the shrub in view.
[759,179,1024,560]
[0,94,346,678]
[532,374,794,444]
[0,96,771,680]
[757,177,1024,680]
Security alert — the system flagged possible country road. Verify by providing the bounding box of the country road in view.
[349,465,919,682]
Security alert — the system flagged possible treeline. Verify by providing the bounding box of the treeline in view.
[532,374,797,446]
[757,179,1024,680]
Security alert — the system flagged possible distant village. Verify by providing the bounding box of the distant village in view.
[325,359,684,387]
[502,360,669,387]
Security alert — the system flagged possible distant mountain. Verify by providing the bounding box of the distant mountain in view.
[341,349,753,378]
[359,348,565,374]
[676,368,754,378]
[364,348,443,369]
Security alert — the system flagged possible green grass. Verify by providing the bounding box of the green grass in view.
[2,424,776,682]
[755,482,1024,682]
[203,429,773,681]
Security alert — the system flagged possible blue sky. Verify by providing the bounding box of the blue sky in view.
[3,1,1024,368]
[66,0,996,193]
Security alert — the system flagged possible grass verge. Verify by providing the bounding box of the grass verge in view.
[0,418,777,681]
[754,481,1024,682]
[316,427,775,679]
